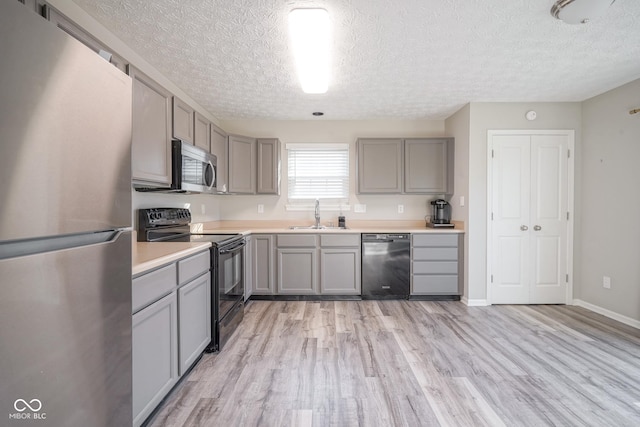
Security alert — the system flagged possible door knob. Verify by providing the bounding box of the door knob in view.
[534,225,542,231]
[520,225,528,231]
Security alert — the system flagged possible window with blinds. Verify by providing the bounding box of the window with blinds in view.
[287,143,349,200]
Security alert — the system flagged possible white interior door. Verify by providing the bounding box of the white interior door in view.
[491,135,531,304]
[529,135,568,303]
[489,131,571,304]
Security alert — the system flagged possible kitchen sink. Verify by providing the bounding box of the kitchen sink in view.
[288,225,349,230]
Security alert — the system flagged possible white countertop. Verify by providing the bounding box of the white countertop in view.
[133,241,211,276]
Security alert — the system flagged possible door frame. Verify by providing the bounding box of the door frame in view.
[486,129,575,305]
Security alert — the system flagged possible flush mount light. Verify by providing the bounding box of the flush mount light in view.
[288,8,331,94]
[551,0,616,24]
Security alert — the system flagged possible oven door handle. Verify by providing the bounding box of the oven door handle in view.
[218,239,246,254]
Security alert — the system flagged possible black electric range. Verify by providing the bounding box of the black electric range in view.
[138,208,246,352]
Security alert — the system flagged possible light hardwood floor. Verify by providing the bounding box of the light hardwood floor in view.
[147,301,640,427]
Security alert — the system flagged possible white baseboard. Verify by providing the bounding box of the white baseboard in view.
[462,297,489,307]
[573,299,640,329]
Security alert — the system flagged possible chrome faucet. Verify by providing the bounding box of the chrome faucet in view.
[314,198,320,228]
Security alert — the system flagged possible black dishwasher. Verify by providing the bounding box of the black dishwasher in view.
[362,234,410,299]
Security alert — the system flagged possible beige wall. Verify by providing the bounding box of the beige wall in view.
[218,119,446,223]
[444,104,470,298]
[579,78,640,322]
[466,102,582,302]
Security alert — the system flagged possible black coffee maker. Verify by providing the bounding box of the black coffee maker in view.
[427,199,454,228]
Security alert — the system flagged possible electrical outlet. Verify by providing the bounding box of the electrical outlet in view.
[257,204,264,214]
[460,196,465,207]
[201,204,206,215]
[398,204,404,214]
[354,204,366,213]
[603,276,611,289]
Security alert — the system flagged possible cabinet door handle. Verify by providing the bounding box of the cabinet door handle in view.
[520,225,528,231]
[534,225,542,231]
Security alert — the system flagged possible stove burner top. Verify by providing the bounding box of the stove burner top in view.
[137,208,241,246]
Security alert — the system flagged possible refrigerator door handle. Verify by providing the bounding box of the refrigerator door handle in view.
[0,228,130,260]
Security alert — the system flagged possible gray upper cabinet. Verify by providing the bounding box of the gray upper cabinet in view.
[194,112,211,152]
[257,138,281,195]
[43,5,127,73]
[228,134,256,194]
[210,123,228,193]
[172,97,194,144]
[129,66,172,187]
[405,138,454,194]
[357,138,403,193]
[357,137,454,195]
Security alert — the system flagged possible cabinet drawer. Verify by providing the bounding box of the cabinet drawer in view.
[178,251,210,286]
[277,234,317,247]
[413,247,458,261]
[320,234,360,247]
[132,263,176,313]
[413,261,458,274]
[413,234,458,247]
[412,275,459,294]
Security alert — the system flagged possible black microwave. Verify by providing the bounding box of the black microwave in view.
[171,140,216,194]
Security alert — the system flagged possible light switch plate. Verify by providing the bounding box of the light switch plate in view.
[257,204,264,213]
[398,204,404,214]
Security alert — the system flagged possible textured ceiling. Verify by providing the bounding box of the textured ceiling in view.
[72,0,640,120]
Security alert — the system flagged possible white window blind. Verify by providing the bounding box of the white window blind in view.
[287,143,349,200]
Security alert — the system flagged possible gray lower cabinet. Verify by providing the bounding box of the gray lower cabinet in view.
[132,292,178,427]
[129,65,173,187]
[319,234,361,294]
[276,234,317,294]
[172,97,194,145]
[252,234,275,295]
[272,234,361,296]
[277,248,317,294]
[211,123,228,192]
[257,138,281,194]
[177,273,210,375]
[357,137,454,194]
[132,250,210,427]
[228,134,257,193]
[244,235,253,301]
[411,233,463,295]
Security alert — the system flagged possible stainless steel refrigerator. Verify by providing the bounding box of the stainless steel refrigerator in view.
[0,2,133,426]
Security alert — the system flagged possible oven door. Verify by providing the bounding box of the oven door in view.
[217,238,246,319]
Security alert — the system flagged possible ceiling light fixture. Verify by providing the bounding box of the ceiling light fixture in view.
[551,0,616,24]
[288,8,331,94]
